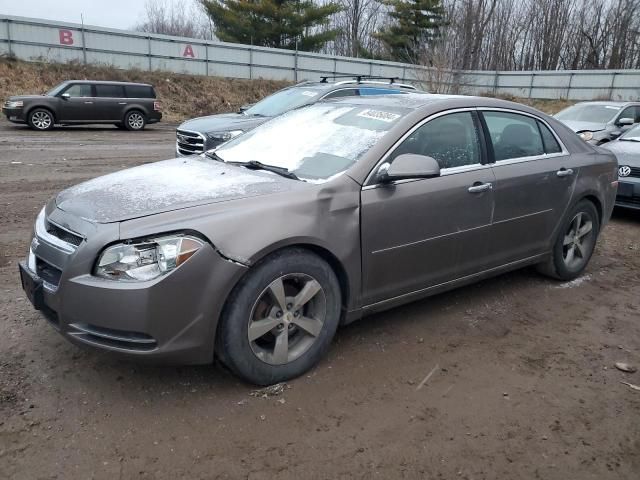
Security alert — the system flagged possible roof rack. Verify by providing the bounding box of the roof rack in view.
[320,75,400,84]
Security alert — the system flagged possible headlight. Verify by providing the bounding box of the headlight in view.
[6,100,24,108]
[95,234,204,281]
[206,130,243,141]
[578,131,593,141]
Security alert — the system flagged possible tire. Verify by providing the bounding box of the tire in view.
[537,200,600,281]
[28,108,54,131]
[216,248,342,385]
[123,110,146,131]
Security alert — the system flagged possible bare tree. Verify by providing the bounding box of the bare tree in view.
[133,0,215,40]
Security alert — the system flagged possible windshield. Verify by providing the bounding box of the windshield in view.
[555,104,620,124]
[620,123,640,141]
[46,82,69,97]
[215,103,408,182]
[244,87,326,117]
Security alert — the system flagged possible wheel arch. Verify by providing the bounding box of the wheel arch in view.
[578,193,603,226]
[26,105,56,122]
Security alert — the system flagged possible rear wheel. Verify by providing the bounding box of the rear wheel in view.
[124,110,146,131]
[537,200,599,281]
[28,108,54,131]
[216,249,341,385]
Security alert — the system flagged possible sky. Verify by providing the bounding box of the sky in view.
[0,0,181,30]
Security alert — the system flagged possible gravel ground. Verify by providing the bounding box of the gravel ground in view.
[0,120,639,480]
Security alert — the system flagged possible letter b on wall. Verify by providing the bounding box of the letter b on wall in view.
[59,29,74,45]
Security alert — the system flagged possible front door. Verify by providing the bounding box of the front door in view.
[360,111,496,306]
[481,110,578,265]
[57,83,94,122]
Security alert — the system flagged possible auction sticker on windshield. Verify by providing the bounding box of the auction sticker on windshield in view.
[357,109,401,123]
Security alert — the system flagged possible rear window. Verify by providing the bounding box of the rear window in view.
[125,85,155,98]
[95,84,125,98]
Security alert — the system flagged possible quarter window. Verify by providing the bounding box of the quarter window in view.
[483,111,544,161]
[95,84,125,98]
[537,121,562,154]
[63,84,92,97]
[389,112,482,169]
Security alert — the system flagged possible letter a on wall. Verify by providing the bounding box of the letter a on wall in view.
[59,29,74,45]
[183,45,195,58]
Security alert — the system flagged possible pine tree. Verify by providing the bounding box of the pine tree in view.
[200,0,342,52]
[375,0,446,63]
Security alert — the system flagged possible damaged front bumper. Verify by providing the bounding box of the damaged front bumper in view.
[20,206,247,364]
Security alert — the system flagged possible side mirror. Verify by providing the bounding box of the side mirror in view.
[377,154,441,183]
[61,93,70,99]
[238,103,254,113]
[618,117,634,126]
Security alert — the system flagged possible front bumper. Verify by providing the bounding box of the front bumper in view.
[616,177,640,209]
[2,107,26,123]
[20,207,247,364]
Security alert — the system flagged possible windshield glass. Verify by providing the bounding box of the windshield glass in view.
[620,123,640,141]
[215,103,408,182]
[245,87,326,117]
[46,82,69,97]
[555,104,620,124]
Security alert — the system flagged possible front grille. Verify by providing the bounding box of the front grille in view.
[36,258,62,287]
[46,221,83,247]
[176,129,205,156]
[629,166,640,178]
[69,323,157,351]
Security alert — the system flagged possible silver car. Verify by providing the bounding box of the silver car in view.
[602,123,640,209]
[19,94,618,385]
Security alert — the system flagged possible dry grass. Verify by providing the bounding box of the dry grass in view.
[0,58,576,122]
[0,58,289,122]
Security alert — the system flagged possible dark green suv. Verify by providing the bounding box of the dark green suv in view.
[3,80,162,131]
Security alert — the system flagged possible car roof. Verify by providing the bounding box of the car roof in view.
[571,101,638,107]
[322,92,488,110]
[62,80,154,87]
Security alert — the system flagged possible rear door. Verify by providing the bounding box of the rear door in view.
[481,109,578,265]
[57,83,94,121]
[93,84,126,121]
[360,110,496,305]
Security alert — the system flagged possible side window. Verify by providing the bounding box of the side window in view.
[618,106,639,124]
[323,89,359,99]
[125,85,155,98]
[483,111,544,161]
[63,84,92,97]
[359,88,403,96]
[537,121,562,154]
[389,112,482,169]
[95,84,125,98]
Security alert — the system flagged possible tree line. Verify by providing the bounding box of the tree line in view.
[133,0,640,71]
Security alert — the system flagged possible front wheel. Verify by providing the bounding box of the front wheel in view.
[124,110,146,131]
[216,249,342,385]
[28,108,54,131]
[537,200,600,281]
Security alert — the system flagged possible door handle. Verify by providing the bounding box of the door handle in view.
[468,182,492,193]
[556,168,574,177]
[84,101,93,104]
[118,102,127,105]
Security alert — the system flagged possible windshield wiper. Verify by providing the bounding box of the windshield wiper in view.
[620,138,640,142]
[230,160,301,181]
[204,150,224,161]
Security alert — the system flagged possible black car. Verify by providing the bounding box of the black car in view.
[3,80,162,131]
[175,76,420,156]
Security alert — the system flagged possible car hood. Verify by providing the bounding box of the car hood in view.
[601,140,640,166]
[55,157,297,223]
[178,113,270,134]
[558,120,607,133]
[7,94,48,101]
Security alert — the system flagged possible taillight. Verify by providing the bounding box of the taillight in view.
[153,101,161,111]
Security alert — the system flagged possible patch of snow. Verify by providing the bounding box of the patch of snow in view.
[554,274,592,289]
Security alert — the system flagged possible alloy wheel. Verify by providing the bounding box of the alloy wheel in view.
[128,113,144,129]
[248,273,327,365]
[31,111,52,130]
[562,211,594,269]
